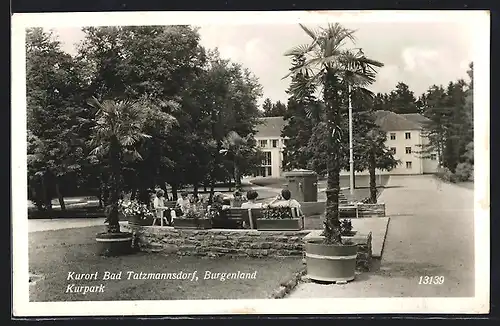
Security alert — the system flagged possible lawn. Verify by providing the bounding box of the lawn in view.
[29,226,303,301]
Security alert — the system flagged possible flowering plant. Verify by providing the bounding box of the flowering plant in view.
[262,206,295,220]
[184,203,209,219]
[119,199,155,219]
[204,209,219,220]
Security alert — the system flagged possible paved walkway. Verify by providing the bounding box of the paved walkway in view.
[288,175,475,298]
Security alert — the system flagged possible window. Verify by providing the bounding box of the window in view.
[406,161,412,169]
[390,133,396,140]
[430,154,437,161]
[259,140,267,148]
[255,167,266,177]
[262,151,272,166]
[267,167,272,176]
[272,139,278,148]
[405,132,411,139]
[390,147,396,154]
[405,147,412,154]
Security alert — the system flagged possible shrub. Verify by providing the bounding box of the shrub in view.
[436,167,456,183]
[454,162,474,182]
[340,219,353,236]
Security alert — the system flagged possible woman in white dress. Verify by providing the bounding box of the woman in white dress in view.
[153,189,168,226]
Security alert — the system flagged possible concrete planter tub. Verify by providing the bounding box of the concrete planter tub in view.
[305,240,357,283]
[96,232,134,256]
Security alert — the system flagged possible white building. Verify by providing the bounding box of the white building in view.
[254,112,439,178]
[253,117,288,178]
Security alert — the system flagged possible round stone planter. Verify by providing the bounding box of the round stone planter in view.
[96,232,133,256]
[305,240,357,283]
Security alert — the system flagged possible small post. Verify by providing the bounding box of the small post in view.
[348,84,354,195]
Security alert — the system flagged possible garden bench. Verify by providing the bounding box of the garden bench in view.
[339,204,359,218]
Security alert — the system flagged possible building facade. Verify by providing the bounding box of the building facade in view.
[253,117,288,178]
[253,112,439,178]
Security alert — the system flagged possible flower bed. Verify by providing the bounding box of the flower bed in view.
[256,206,303,231]
[121,199,156,226]
[174,203,212,230]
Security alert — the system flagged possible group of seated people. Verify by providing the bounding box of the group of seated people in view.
[151,187,303,226]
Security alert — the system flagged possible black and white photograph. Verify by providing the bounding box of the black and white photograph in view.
[12,10,489,316]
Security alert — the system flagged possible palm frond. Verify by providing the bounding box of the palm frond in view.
[284,44,313,57]
[299,23,320,40]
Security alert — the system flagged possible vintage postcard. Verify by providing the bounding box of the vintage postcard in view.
[12,10,490,316]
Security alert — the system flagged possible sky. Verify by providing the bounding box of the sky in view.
[51,21,474,106]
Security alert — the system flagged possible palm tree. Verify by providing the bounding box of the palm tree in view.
[88,97,153,233]
[361,129,399,203]
[220,130,253,191]
[284,23,384,244]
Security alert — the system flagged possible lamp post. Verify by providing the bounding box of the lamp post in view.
[348,84,354,195]
[348,48,365,196]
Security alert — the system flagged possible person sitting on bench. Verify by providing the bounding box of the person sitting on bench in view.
[241,190,263,209]
[175,192,191,216]
[267,189,304,216]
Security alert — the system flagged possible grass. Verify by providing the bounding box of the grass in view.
[29,226,303,301]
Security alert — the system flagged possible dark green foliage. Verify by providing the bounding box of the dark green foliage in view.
[27,26,264,218]
[417,63,473,179]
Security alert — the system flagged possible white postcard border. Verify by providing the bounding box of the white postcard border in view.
[11,10,490,316]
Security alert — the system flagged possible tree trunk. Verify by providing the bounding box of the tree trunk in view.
[33,180,44,211]
[369,149,377,203]
[204,184,207,192]
[193,183,199,197]
[209,181,215,203]
[171,184,178,201]
[55,180,66,211]
[321,72,343,245]
[130,188,137,201]
[234,162,242,191]
[107,136,121,233]
[41,173,52,212]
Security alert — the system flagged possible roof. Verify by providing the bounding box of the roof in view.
[254,117,287,138]
[400,113,431,125]
[254,111,429,137]
[372,110,425,131]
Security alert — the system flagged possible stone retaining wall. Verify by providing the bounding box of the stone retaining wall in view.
[124,224,310,258]
[124,225,372,272]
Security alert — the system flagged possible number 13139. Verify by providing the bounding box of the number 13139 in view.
[418,276,444,285]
